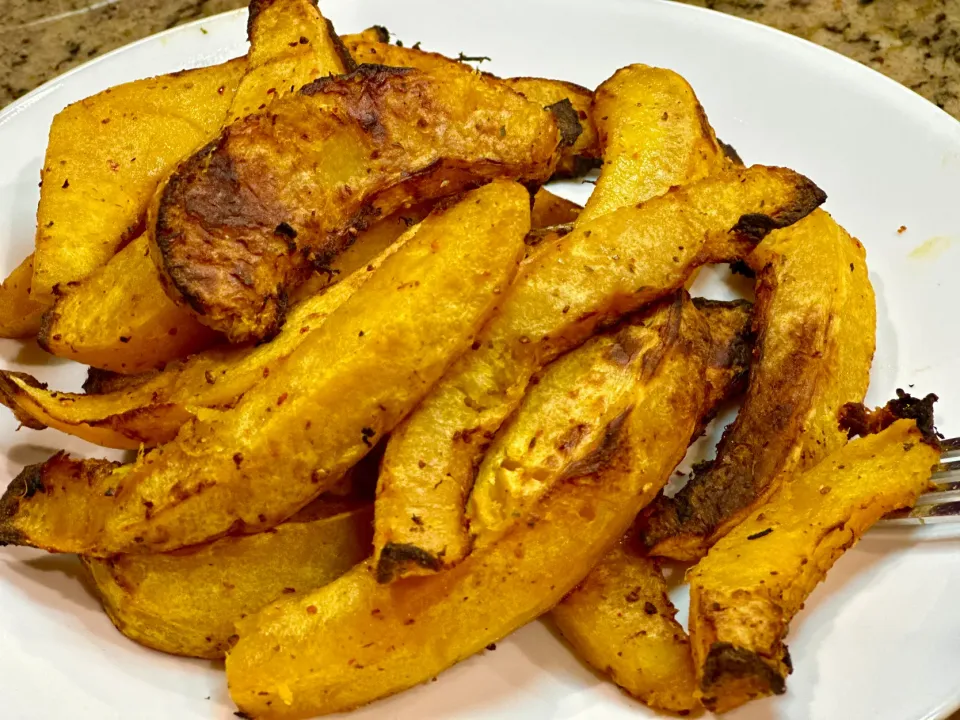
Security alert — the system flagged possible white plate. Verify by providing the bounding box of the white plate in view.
[1,1,960,718]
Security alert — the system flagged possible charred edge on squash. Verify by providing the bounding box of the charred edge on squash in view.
[83,368,118,394]
[693,298,755,412]
[0,462,49,546]
[558,407,632,482]
[245,0,289,41]
[545,98,583,149]
[732,176,827,240]
[694,101,720,154]
[0,372,51,430]
[300,63,413,96]
[525,223,574,248]
[376,542,441,583]
[550,154,603,181]
[83,367,159,395]
[325,17,359,74]
[642,308,824,549]
[700,642,787,705]
[154,138,223,319]
[717,138,744,167]
[36,304,62,354]
[839,389,940,448]
[367,25,391,44]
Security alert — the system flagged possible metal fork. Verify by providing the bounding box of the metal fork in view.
[881,437,960,525]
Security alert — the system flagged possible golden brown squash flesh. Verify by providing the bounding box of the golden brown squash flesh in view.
[37,202,429,375]
[688,420,937,712]
[642,210,876,560]
[493,298,750,714]
[225,0,354,125]
[530,187,582,227]
[151,64,561,342]
[34,0,351,366]
[0,180,529,555]
[579,64,725,224]
[0,254,46,339]
[38,235,218,374]
[30,59,246,304]
[552,540,698,713]
[225,294,713,719]
[6,194,576,448]
[342,38,600,180]
[374,165,825,582]
[504,77,599,177]
[466,298,749,546]
[0,219,413,449]
[84,501,372,659]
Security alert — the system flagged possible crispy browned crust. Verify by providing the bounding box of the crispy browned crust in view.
[642,210,869,562]
[325,17,358,73]
[545,98,583,148]
[35,304,60,355]
[376,542,442,583]
[639,310,825,556]
[0,372,49,430]
[82,368,157,395]
[840,389,941,448]
[153,64,559,342]
[0,454,121,546]
[717,138,744,167]
[693,298,754,430]
[699,642,787,711]
[731,180,827,241]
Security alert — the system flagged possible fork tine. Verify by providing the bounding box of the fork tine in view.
[882,501,960,525]
[877,436,960,526]
[938,436,960,459]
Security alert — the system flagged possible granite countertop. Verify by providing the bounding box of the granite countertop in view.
[1,0,959,119]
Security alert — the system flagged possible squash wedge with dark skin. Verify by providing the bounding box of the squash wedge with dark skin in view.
[0,193,575,449]
[342,38,601,180]
[688,418,938,712]
[0,180,529,556]
[150,63,564,342]
[34,0,356,366]
[29,0,349,307]
[225,293,714,719]
[545,298,752,715]
[374,165,825,583]
[641,209,876,561]
[467,299,752,545]
[0,220,413,450]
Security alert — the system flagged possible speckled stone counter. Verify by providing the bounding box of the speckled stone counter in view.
[2,0,959,119]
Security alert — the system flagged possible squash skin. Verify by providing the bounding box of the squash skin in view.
[688,420,937,712]
[374,165,826,582]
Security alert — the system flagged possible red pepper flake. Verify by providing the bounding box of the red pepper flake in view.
[306,605,317,615]
[277,392,288,406]
[897,225,907,234]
